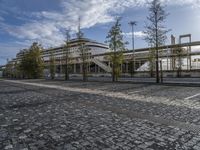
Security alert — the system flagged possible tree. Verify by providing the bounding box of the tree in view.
[144,0,169,83]
[148,47,156,77]
[174,45,185,77]
[13,61,21,78]
[49,52,56,80]
[63,30,71,80]
[77,18,90,82]
[19,43,44,79]
[4,62,14,78]
[19,49,31,78]
[30,43,44,78]
[81,45,90,81]
[106,17,126,82]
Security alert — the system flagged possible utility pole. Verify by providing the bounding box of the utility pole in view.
[128,21,137,77]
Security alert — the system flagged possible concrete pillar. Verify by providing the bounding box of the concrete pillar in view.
[166,48,169,71]
[126,62,128,73]
[187,47,189,70]
[88,62,90,73]
[98,65,100,73]
[74,63,76,73]
[139,60,142,69]
[59,57,62,74]
[80,64,82,73]
[108,61,111,67]
[95,64,97,73]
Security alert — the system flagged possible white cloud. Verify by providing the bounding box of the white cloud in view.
[0,42,28,65]
[164,0,200,8]
[3,21,65,47]
[122,31,147,38]
[1,0,200,48]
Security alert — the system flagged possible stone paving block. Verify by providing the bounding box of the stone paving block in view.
[1,80,200,149]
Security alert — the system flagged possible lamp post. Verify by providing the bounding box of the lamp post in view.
[128,21,137,77]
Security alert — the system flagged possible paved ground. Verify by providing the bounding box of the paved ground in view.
[1,79,200,149]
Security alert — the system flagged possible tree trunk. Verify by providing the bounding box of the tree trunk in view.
[65,64,69,80]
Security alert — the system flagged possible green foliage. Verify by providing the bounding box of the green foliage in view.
[4,63,14,78]
[106,17,126,81]
[19,42,44,79]
[49,52,55,79]
[13,62,21,78]
[109,52,124,79]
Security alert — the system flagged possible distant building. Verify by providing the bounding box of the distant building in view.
[43,38,109,60]
[12,38,112,76]
[0,65,5,77]
[42,38,111,75]
[6,35,200,78]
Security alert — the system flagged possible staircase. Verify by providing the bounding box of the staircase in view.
[137,62,149,71]
[92,58,112,73]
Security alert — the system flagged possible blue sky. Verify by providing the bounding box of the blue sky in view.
[0,0,200,65]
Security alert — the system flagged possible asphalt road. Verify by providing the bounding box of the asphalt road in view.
[1,79,200,149]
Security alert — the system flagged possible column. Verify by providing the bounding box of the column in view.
[80,64,82,73]
[126,62,128,73]
[74,63,76,73]
[95,64,97,73]
[98,65,100,73]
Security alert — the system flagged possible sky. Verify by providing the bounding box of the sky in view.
[0,0,200,65]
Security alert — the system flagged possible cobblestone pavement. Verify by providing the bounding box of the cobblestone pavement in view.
[1,80,200,149]
[67,76,200,84]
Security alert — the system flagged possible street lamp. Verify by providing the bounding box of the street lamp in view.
[128,21,137,77]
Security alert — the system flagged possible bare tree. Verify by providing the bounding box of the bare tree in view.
[144,0,169,83]
[63,30,71,80]
[49,52,55,80]
[148,47,156,77]
[77,18,90,81]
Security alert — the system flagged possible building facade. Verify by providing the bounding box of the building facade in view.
[42,38,113,76]
[6,35,200,78]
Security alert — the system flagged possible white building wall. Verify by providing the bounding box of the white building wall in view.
[42,43,109,61]
[0,71,2,77]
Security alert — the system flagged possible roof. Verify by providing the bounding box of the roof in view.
[43,38,108,53]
